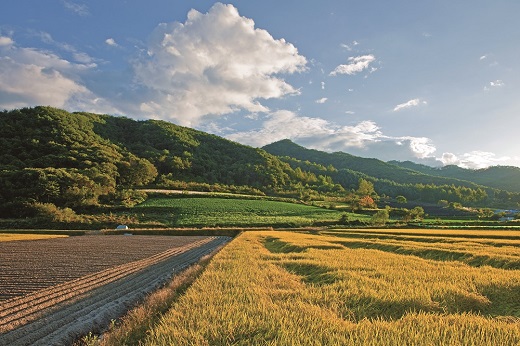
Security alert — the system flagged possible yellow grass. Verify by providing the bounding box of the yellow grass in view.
[141,230,520,345]
[337,228,520,238]
[0,233,68,242]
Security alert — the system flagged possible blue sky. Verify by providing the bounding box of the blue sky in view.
[1,1,519,169]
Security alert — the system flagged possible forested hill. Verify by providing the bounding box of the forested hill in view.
[263,139,486,189]
[0,107,296,216]
[0,107,519,216]
[262,139,520,207]
[388,160,520,193]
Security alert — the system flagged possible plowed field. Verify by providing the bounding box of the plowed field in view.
[0,235,229,345]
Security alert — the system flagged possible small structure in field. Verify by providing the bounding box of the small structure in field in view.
[116,225,129,230]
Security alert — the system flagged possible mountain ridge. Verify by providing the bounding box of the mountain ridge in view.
[1,107,519,214]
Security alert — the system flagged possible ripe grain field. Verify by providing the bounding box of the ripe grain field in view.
[0,235,230,345]
[141,229,520,346]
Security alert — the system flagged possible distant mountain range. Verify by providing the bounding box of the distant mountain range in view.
[0,107,519,213]
[387,160,520,193]
[263,139,520,193]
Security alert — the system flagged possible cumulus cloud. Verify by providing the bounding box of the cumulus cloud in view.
[0,39,115,113]
[225,109,511,169]
[0,36,13,47]
[316,97,328,104]
[330,54,375,76]
[105,38,118,47]
[440,151,511,169]
[393,98,427,112]
[133,3,307,126]
[226,110,436,161]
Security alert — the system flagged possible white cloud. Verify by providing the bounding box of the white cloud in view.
[61,0,89,16]
[0,36,13,47]
[105,38,118,47]
[400,137,436,158]
[321,82,325,90]
[0,39,115,113]
[133,3,307,126]
[35,31,96,66]
[330,54,375,76]
[484,79,504,91]
[226,111,436,161]
[393,98,427,112]
[226,111,513,169]
[340,40,359,51]
[345,110,355,114]
[440,151,511,169]
[316,97,328,104]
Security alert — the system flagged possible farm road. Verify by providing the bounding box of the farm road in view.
[0,235,230,346]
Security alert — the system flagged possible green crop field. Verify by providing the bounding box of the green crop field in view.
[135,197,364,227]
[136,229,520,346]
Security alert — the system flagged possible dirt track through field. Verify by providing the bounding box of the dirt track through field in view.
[0,235,230,346]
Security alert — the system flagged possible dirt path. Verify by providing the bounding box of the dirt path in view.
[0,236,229,346]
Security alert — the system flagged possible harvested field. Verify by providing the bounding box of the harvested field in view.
[0,235,209,301]
[0,233,68,243]
[0,235,230,345]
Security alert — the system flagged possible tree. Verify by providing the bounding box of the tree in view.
[396,195,407,204]
[438,200,449,208]
[358,196,377,209]
[357,178,376,197]
[371,209,389,225]
[117,157,158,187]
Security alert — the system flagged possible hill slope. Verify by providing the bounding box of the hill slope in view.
[0,107,296,214]
[1,107,519,214]
[389,160,520,193]
[263,140,485,189]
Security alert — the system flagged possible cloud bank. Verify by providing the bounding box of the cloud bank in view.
[226,111,436,162]
[133,3,307,126]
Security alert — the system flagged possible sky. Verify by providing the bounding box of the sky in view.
[1,1,519,169]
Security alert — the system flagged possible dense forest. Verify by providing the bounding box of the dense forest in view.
[0,107,519,219]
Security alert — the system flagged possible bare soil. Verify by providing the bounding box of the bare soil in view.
[0,235,229,345]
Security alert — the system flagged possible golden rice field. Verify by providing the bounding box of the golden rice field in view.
[0,233,68,242]
[142,229,520,346]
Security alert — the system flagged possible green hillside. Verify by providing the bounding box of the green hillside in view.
[263,140,520,207]
[389,160,520,193]
[0,107,519,222]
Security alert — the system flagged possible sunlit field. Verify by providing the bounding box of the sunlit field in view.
[135,197,366,227]
[142,229,520,345]
[0,233,68,242]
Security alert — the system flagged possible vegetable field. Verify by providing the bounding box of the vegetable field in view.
[136,197,356,227]
[142,229,520,345]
